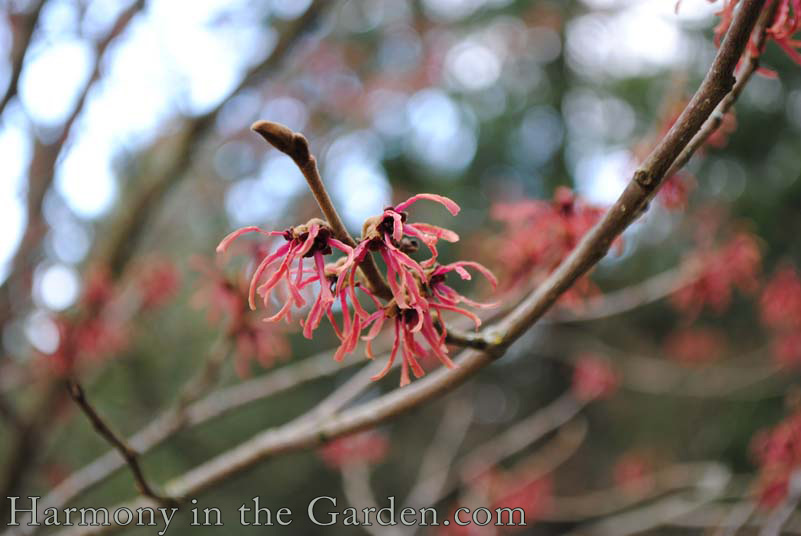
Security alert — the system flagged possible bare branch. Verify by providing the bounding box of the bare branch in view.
[64,379,177,507]
[404,396,474,508]
[554,463,732,535]
[18,347,367,536]
[340,463,409,536]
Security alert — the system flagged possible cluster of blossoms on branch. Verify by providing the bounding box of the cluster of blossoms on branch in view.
[218,190,496,386]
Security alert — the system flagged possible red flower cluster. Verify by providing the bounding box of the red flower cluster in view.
[760,265,801,367]
[488,187,606,305]
[671,231,761,316]
[750,407,801,508]
[218,194,496,386]
[317,431,390,469]
[664,327,726,365]
[571,353,619,402]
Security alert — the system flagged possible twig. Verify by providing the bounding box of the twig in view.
[251,121,394,301]
[404,397,474,508]
[459,393,584,483]
[716,501,757,536]
[64,380,177,507]
[548,263,697,323]
[673,502,801,534]
[340,463,409,536]
[553,332,781,400]
[559,463,732,535]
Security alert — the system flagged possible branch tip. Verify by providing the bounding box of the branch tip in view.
[251,120,310,164]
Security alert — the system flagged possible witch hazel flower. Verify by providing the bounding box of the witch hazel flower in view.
[349,193,461,307]
[217,218,353,338]
[331,195,497,385]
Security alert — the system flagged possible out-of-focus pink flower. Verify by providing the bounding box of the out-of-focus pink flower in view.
[658,173,696,211]
[750,408,801,509]
[39,314,130,376]
[318,431,389,468]
[191,257,289,376]
[572,353,619,401]
[136,259,181,310]
[664,327,726,365]
[773,331,801,368]
[488,187,608,307]
[440,469,552,535]
[613,452,655,496]
[490,475,552,530]
[671,231,761,316]
[761,266,801,331]
[81,266,114,310]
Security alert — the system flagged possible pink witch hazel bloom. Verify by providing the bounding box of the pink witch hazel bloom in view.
[363,261,497,387]
[346,193,461,310]
[216,191,497,387]
[217,218,353,339]
[335,195,497,386]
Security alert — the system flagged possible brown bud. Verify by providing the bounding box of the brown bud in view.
[251,120,311,164]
